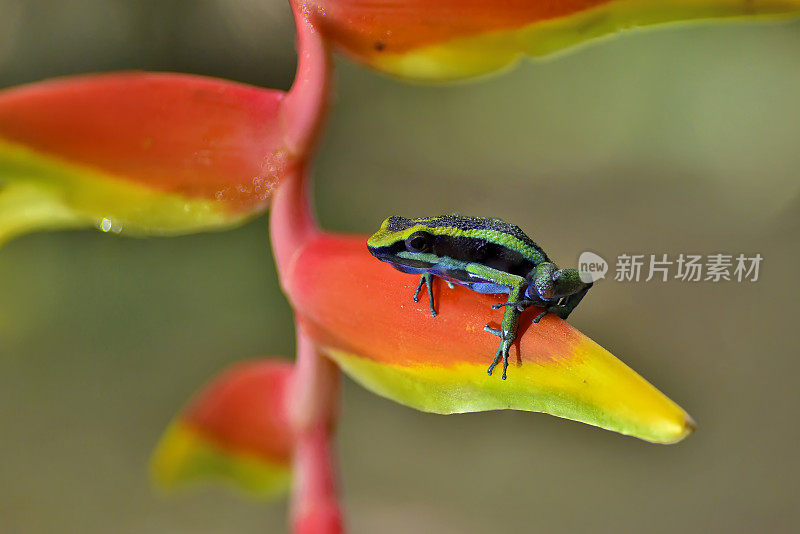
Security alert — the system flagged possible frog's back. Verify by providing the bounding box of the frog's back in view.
[384,214,550,277]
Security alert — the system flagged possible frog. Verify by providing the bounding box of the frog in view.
[366,214,592,380]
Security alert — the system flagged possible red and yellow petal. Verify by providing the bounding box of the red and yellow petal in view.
[302,0,800,80]
[0,72,294,243]
[151,359,294,498]
[284,234,694,444]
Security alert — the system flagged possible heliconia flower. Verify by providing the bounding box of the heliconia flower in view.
[150,359,294,498]
[300,0,800,80]
[282,232,694,444]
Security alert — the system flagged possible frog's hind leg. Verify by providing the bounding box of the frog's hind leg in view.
[412,273,437,317]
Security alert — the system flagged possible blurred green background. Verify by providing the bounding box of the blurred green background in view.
[1,1,799,532]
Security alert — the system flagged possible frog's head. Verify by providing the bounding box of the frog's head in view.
[367,216,437,273]
[525,262,591,302]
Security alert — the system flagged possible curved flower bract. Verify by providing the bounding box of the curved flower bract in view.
[0,73,295,244]
[284,233,694,444]
[151,359,294,498]
[302,0,800,80]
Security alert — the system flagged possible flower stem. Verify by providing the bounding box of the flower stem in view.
[272,162,343,533]
[271,2,340,532]
[288,329,342,534]
[271,0,331,275]
[283,0,332,158]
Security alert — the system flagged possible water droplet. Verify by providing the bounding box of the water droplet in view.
[99,218,112,232]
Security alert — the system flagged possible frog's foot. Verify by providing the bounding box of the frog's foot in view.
[412,273,437,317]
[494,303,550,322]
[532,309,549,323]
[492,299,535,311]
[483,325,512,380]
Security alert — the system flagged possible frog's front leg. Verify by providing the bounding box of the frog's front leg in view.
[483,284,524,380]
[546,283,592,321]
[492,299,535,311]
[412,273,437,317]
[484,328,516,380]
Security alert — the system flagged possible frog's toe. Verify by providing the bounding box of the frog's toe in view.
[484,325,503,337]
[486,347,503,376]
[500,343,511,380]
[532,310,548,323]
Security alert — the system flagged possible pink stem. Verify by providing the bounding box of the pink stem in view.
[288,330,342,534]
[283,0,332,159]
[271,0,330,275]
[270,162,320,278]
[271,2,341,532]
[272,163,343,531]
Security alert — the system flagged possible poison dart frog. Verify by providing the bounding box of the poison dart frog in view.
[367,214,592,380]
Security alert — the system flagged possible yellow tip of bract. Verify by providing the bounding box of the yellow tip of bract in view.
[326,337,695,445]
[287,235,695,445]
[150,422,291,499]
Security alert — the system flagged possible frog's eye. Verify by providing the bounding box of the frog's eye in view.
[405,231,431,253]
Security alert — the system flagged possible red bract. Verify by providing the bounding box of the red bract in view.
[0,74,296,242]
[285,232,693,444]
[0,73,288,208]
[0,3,328,244]
[301,0,800,80]
[151,359,294,498]
[306,0,612,52]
